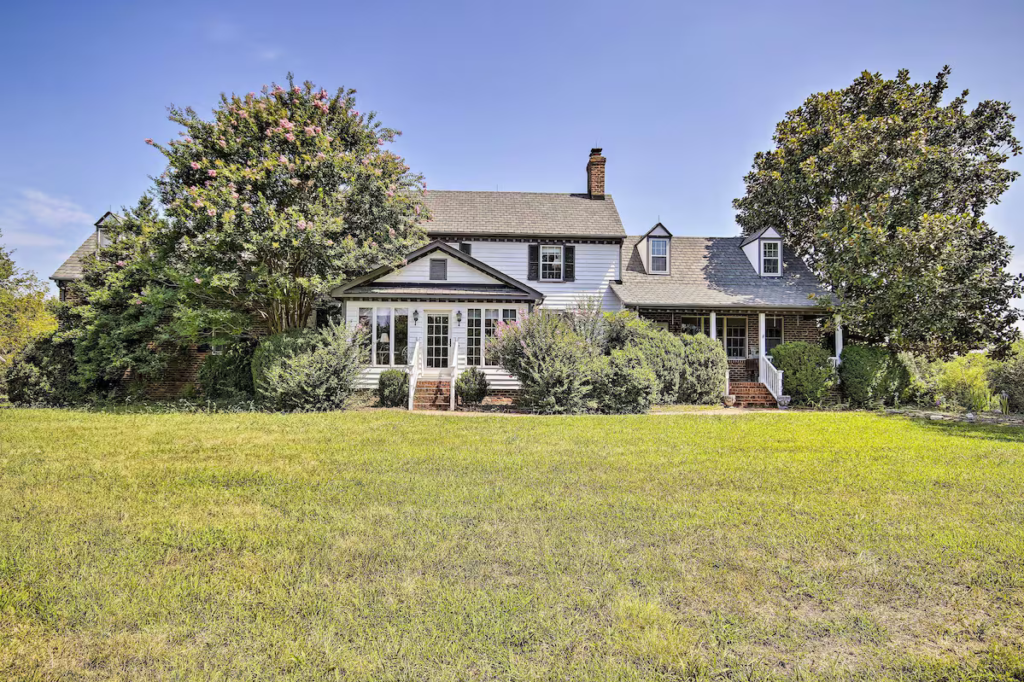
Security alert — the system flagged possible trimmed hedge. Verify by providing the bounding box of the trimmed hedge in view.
[254,323,365,411]
[770,341,834,406]
[455,366,488,406]
[677,334,729,404]
[590,346,659,414]
[839,345,910,408]
[377,369,409,407]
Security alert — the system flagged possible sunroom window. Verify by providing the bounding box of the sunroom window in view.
[650,238,669,273]
[362,306,410,366]
[467,308,519,366]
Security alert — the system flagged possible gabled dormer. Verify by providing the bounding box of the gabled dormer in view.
[636,223,672,275]
[741,227,783,277]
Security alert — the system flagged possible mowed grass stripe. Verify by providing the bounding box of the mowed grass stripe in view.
[1,409,1022,680]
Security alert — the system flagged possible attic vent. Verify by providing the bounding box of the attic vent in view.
[429,258,447,281]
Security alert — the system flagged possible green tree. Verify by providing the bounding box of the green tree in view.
[71,197,192,390]
[734,67,1023,358]
[0,232,56,375]
[150,74,428,334]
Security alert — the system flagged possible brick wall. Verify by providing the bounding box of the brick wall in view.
[637,309,829,382]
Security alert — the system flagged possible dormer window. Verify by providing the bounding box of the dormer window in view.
[650,238,669,274]
[761,241,781,276]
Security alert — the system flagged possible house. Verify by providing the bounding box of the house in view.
[51,149,841,408]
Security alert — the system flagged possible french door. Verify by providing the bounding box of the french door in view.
[425,312,450,369]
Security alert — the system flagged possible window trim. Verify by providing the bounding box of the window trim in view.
[649,237,670,275]
[467,307,520,367]
[761,241,781,277]
[716,316,748,359]
[363,306,411,367]
[765,315,784,354]
[429,258,447,281]
[539,245,564,282]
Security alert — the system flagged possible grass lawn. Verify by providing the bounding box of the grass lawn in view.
[1,410,1023,681]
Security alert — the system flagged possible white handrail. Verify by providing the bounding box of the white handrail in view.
[449,339,459,411]
[759,354,784,402]
[407,340,421,411]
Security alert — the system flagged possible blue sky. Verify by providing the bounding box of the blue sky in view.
[2,0,1023,304]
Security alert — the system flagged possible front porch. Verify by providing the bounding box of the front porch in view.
[634,307,843,405]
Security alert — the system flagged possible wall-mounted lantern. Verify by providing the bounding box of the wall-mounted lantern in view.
[456,310,463,326]
[412,309,420,325]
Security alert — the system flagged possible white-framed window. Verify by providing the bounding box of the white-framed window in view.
[715,316,748,359]
[650,238,669,274]
[761,241,781,276]
[467,307,519,366]
[361,306,410,366]
[765,316,783,353]
[540,245,563,281]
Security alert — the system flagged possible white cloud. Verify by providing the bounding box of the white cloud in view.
[257,47,285,62]
[0,188,93,251]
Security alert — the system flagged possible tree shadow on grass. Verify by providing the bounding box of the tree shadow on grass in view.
[907,417,1024,445]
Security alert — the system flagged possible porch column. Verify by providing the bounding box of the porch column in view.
[834,315,844,364]
[758,312,766,383]
[709,311,717,340]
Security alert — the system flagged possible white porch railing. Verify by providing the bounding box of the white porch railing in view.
[407,341,421,411]
[449,339,459,411]
[759,354,784,402]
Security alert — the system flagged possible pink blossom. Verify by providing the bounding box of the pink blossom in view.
[239,110,248,118]
[414,205,421,215]
[315,152,326,159]
[304,126,315,136]
[191,162,200,170]
[265,129,274,137]
[218,139,227,148]
[208,169,217,177]
[132,299,143,306]
[377,138,384,145]
[194,278,202,284]
[144,138,153,145]
[278,155,288,163]
[369,240,377,248]
[116,260,126,267]
[184,137,193,143]
[231,192,240,200]
[285,133,295,142]
[242,204,253,215]
[297,220,307,230]
[388,228,396,238]
[279,119,294,130]
[351,110,360,117]
[293,86,301,94]
[207,208,217,216]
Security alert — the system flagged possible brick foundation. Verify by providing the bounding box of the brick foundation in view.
[480,389,520,406]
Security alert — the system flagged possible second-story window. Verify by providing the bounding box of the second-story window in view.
[650,238,669,273]
[540,245,563,281]
[761,242,781,275]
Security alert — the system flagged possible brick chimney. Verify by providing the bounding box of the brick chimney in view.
[586,148,606,199]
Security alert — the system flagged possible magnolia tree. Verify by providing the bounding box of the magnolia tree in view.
[149,75,428,334]
[734,67,1023,358]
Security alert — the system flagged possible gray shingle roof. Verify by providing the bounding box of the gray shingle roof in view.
[612,236,831,309]
[50,232,97,282]
[423,191,626,239]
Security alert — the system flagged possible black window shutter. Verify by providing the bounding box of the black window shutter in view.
[564,245,575,282]
[527,244,539,281]
[459,242,472,256]
[429,258,447,281]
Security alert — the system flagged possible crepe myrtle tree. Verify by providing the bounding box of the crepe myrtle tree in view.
[149,74,428,334]
[734,67,1024,359]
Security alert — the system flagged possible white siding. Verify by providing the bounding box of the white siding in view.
[347,299,524,389]
[377,253,498,284]
[450,241,622,311]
